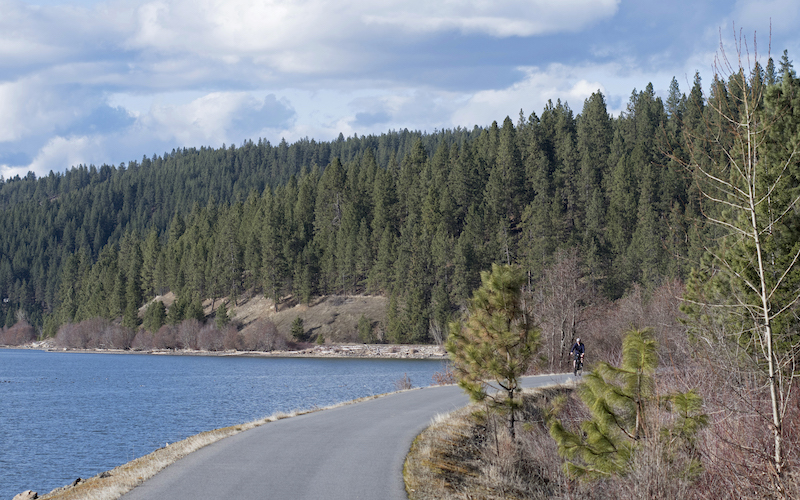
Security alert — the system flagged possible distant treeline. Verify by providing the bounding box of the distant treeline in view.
[0,52,796,341]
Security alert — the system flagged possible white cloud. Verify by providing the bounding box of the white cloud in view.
[451,65,606,126]
[114,0,620,74]
[0,89,296,176]
[0,78,97,142]
[141,91,295,145]
[730,0,800,34]
[1,135,102,178]
[363,0,620,37]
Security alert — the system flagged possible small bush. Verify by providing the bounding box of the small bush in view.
[0,320,36,345]
[154,324,178,349]
[395,373,413,391]
[241,318,287,351]
[223,325,243,350]
[176,318,201,350]
[291,317,306,342]
[431,365,457,385]
[197,324,224,351]
[131,330,155,350]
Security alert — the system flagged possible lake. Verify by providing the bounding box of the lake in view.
[0,349,448,499]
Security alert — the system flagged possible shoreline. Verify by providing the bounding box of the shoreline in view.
[33,388,416,500]
[3,341,449,360]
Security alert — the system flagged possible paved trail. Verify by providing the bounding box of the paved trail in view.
[123,373,571,500]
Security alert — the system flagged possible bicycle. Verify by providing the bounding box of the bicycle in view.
[573,353,584,377]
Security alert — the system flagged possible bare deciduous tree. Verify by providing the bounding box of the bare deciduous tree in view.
[242,318,287,351]
[529,249,593,371]
[676,31,800,496]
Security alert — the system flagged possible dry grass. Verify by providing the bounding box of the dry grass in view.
[227,293,388,343]
[405,386,591,500]
[137,292,388,344]
[406,370,800,500]
[36,393,392,500]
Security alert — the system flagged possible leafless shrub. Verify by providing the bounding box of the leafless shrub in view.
[81,318,107,349]
[153,324,177,349]
[241,318,287,351]
[0,320,36,345]
[223,325,242,350]
[685,355,800,499]
[97,321,135,349]
[176,319,201,350]
[53,319,135,349]
[55,322,92,348]
[431,365,457,385]
[647,280,692,364]
[528,248,595,372]
[572,281,688,372]
[395,373,413,391]
[197,324,224,351]
[131,330,155,350]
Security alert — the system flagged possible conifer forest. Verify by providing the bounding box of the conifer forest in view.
[0,53,797,350]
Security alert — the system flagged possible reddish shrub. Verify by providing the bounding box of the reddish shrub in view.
[131,330,155,350]
[176,319,201,350]
[432,364,457,385]
[1,320,36,345]
[154,324,178,349]
[241,319,286,351]
[197,324,224,351]
[54,318,135,350]
[98,323,136,349]
[56,322,91,348]
[223,325,243,350]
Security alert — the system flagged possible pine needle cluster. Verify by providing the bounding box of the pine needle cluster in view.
[549,328,707,481]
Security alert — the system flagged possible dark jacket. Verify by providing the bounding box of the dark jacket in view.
[570,342,585,357]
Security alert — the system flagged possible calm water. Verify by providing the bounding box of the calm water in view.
[0,349,447,499]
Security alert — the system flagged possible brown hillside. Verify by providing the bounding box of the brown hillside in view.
[218,294,388,343]
[142,292,388,344]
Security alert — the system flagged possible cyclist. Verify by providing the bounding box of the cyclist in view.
[570,337,585,375]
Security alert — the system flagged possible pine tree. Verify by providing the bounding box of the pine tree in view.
[446,264,540,439]
[141,229,161,299]
[215,302,230,330]
[550,329,707,480]
[357,314,374,343]
[143,300,167,333]
[290,316,306,342]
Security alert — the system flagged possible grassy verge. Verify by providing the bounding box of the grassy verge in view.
[404,386,580,500]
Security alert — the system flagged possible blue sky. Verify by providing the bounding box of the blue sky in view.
[1,0,798,178]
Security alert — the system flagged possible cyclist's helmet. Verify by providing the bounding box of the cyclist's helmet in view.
[576,338,581,342]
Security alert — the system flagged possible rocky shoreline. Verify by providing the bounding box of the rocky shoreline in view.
[8,339,449,360]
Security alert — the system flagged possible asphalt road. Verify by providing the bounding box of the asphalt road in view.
[122,373,571,500]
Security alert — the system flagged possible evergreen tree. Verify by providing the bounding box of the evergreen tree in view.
[446,264,540,439]
[357,314,374,343]
[290,316,306,342]
[549,328,707,479]
[143,300,167,333]
[215,302,230,330]
[141,229,161,299]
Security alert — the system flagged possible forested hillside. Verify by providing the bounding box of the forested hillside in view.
[0,128,477,332]
[1,53,795,342]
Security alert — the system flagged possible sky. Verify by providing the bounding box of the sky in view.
[0,0,798,179]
